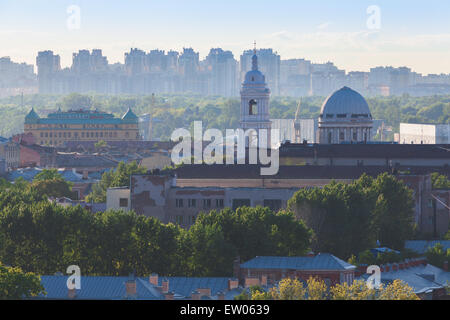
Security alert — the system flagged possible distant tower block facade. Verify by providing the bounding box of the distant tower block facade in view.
[318,86,373,144]
[240,48,272,147]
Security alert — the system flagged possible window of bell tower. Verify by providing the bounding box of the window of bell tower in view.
[249,99,258,115]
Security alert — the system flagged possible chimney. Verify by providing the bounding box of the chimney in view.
[358,265,368,275]
[149,273,158,286]
[380,265,384,272]
[197,288,211,298]
[217,291,225,300]
[261,275,268,286]
[245,276,260,288]
[161,278,169,294]
[443,261,448,272]
[125,280,137,297]
[385,264,390,272]
[228,278,239,291]
[164,291,174,300]
[68,288,77,299]
[82,170,88,180]
[392,263,398,272]
[191,290,201,300]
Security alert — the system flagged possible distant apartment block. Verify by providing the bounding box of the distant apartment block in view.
[28,48,450,97]
[0,56,37,97]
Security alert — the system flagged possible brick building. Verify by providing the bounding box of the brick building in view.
[106,165,449,235]
[236,254,357,287]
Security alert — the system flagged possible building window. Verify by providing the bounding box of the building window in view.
[188,199,196,208]
[176,199,184,208]
[203,199,211,209]
[263,199,282,212]
[353,132,357,141]
[232,199,251,210]
[249,99,258,115]
[175,215,183,225]
[216,199,224,208]
[339,131,344,141]
[119,198,128,208]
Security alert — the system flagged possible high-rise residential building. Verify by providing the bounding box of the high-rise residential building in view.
[36,51,61,94]
[125,48,148,75]
[280,59,312,96]
[310,62,347,96]
[204,48,238,97]
[178,48,201,93]
[0,57,36,97]
[241,49,280,95]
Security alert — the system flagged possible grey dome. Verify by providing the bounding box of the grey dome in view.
[320,87,372,121]
[243,54,266,85]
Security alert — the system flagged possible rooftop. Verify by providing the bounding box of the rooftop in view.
[240,253,356,271]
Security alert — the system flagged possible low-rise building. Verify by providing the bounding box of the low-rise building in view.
[400,123,450,145]
[237,253,357,287]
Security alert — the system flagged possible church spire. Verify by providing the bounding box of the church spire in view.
[252,41,258,71]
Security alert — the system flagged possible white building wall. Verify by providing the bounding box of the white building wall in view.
[400,123,450,144]
[106,188,131,211]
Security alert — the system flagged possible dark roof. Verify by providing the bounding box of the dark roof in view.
[240,254,356,271]
[62,140,174,151]
[175,164,442,180]
[56,153,118,168]
[405,240,450,255]
[280,143,450,160]
[38,275,236,300]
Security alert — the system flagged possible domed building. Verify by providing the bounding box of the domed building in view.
[318,86,373,144]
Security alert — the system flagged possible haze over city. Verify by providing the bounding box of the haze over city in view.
[1,0,450,74]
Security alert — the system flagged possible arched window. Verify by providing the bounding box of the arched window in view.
[249,99,257,115]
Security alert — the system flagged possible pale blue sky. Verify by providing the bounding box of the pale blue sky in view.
[1,0,450,74]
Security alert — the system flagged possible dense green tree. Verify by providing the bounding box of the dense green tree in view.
[426,243,450,269]
[431,172,450,189]
[0,262,45,299]
[183,207,312,276]
[288,173,416,258]
[85,161,147,203]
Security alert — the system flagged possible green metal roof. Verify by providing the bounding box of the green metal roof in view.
[25,108,138,125]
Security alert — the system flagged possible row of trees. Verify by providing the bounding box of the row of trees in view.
[237,277,419,300]
[0,176,312,276]
[1,92,449,139]
[288,173,416,259]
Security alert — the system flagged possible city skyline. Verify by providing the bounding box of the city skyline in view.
[1,0,450,74]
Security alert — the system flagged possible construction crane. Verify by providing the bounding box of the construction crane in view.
[294,100,301,143]
[148,93,155,141]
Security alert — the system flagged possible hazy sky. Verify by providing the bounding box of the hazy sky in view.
[1,0,450,74]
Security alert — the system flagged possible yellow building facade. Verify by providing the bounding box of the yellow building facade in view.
[24,108,140,147]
